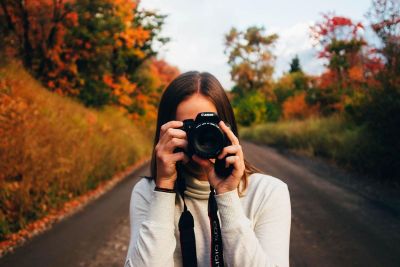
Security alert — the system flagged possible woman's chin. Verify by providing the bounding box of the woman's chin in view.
[182,158,203,175]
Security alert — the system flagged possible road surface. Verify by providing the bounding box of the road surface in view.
[1,141,399,267]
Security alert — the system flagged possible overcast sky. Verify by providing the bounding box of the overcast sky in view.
[138,0,373,90]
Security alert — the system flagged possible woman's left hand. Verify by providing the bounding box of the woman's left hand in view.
[192,120,245,195]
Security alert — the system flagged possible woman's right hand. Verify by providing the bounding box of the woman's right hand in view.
[155,120,189,189]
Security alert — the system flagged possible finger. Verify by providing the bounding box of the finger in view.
[192,154,213,171]
[182,154,190,164]
[160,121,184,138]
[225,155,240,168]
[166,137,188,152]
[170,151,190,164]
[219,120,239,145]
[217,144,241,159]
[160,128,187,145]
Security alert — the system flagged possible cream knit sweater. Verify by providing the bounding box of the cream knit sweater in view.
[124,172,291,267]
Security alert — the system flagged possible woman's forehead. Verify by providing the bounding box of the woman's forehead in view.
[175,94,217,121]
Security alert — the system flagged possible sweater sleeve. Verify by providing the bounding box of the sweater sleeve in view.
[124,179,177,267]
[215,182,291,267]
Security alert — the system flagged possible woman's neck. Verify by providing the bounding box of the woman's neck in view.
[196,172,208,181]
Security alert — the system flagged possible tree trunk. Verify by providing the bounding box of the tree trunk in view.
[17,0,33,69]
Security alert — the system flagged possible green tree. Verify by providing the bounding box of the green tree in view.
[289,54,302,73]
[233,91,267,126]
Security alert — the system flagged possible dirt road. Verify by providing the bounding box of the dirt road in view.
[1,141,399,267]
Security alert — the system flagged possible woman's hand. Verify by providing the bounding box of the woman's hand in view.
[155,121,190,189]
[192,120,245,195]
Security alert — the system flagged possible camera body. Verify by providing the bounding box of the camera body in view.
[180,112,228,159]
[177,112,234,178]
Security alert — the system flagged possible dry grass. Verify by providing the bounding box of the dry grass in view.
[240,115,365,168]
[0,61,153,240]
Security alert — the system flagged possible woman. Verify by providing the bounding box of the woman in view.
[125,71,291,267]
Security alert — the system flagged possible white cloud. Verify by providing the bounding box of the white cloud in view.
[138,0,370,89]
[270,21,326,78]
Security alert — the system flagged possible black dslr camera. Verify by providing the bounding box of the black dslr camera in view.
[176,112,234,178]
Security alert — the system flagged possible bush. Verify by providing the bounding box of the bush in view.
[239,115,398,181]
[233,91,267,126]
[345,84,400,180]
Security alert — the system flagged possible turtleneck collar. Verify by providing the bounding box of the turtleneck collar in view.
[178,166,248,199]
[180,169,211,200]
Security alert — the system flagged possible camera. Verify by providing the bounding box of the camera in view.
[180,112,228,159]
[176,112,234,178]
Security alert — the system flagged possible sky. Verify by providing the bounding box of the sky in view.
[138,0,374,90]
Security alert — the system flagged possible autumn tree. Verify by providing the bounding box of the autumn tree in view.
[272,57,318,119]
[309,13,383,115]
[0,0,170,120]
[224,26,278,124]
[346,0,400,180]
[224,26,278,97]
[0,0,75,71]
[282,92,319,120]
[367,0,399,88]
[43,0,170,110]
[310,13,367,88]
[129,57,180,123]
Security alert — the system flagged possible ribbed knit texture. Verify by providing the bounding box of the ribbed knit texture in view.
[183,171,210,200]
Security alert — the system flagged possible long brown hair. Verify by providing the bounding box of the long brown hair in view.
[147,71,263,197]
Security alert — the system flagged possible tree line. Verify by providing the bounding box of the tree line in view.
[224,0,399,180]
[0,0,179,122]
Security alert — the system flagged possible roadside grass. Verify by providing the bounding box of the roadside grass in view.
[239,115,368,173]
[0,61,153,241]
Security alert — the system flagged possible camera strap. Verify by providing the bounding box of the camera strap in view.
[177,175,225,267]
[178,175,198,267]
[208,185,225,267]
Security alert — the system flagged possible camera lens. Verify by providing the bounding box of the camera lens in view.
[192,124,224,158]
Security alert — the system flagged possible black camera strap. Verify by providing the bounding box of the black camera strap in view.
[208,185,225,267]
[178,175,198,267]
[177,173,225,267]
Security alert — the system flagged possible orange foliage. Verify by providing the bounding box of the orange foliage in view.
[0,0,176,126]
[103,74,136,107]
[151,58,180,87]
[0,62,153,252]
[111,0,150,52]
[348,65,364,83]
[143,58,180,121]
[282,92,320,120]
[101,58,179,123]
